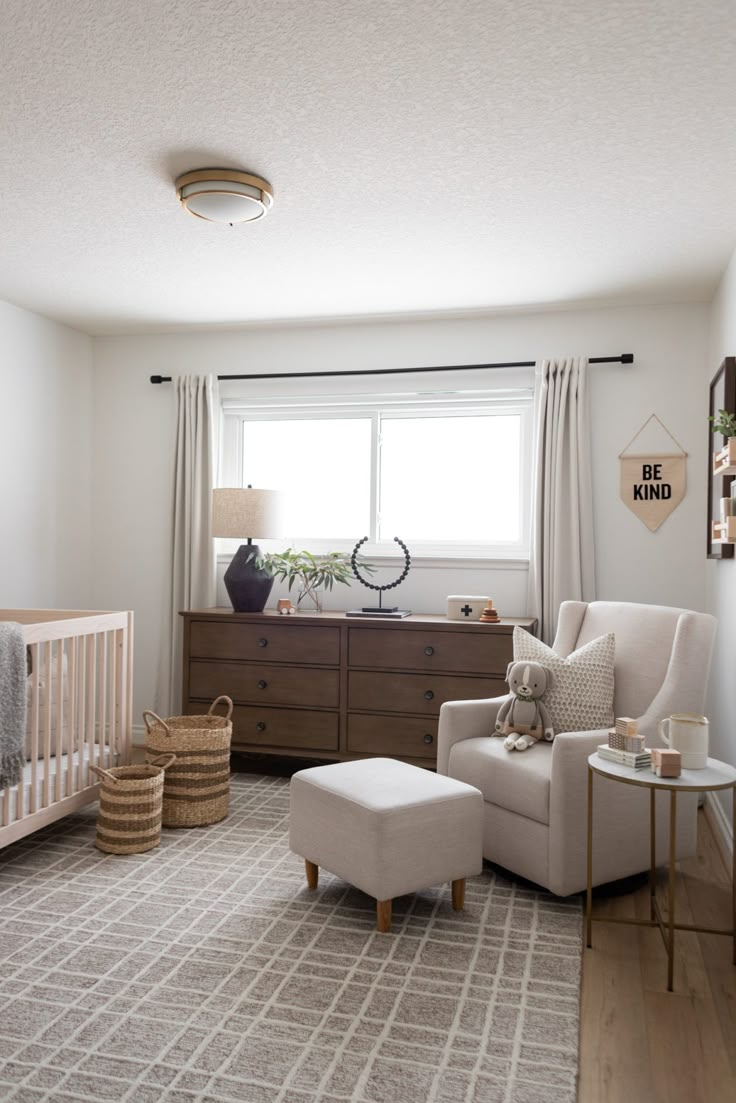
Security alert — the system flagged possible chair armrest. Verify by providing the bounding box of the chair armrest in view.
[436,696,506,776]
[549,728,610,806]
[551,729,609,770]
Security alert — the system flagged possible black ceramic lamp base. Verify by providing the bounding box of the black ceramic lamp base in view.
[223,544,274,613]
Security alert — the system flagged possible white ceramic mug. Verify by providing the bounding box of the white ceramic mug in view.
[658,714,709,769]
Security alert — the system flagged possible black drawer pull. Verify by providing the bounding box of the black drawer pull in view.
[423,733,434,745]
[258,638,268,648]
[424,690,434,701]
[257,680,268,690]
[424,645,434,656]
[256,722,266,733]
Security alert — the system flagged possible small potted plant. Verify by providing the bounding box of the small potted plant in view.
[709,408,736,474]
[255,548,376,613]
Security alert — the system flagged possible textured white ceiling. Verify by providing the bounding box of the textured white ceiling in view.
[1,0,735,334]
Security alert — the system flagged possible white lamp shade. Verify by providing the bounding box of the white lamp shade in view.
[212,488,284,539]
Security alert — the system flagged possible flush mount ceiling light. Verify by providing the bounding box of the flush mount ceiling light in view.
[175,169,273,225]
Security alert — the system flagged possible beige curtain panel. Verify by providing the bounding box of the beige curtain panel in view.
[159,374,220,716]
[527,357,596,644]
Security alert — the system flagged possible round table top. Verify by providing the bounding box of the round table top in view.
[588,752,736,792]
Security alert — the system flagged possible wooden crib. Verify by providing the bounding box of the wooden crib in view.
[0,609,133,848]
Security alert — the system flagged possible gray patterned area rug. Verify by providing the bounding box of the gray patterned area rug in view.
[0,773,582,1103]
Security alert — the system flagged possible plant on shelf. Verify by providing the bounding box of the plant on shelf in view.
[708,409,736,437]
[255,548,376,612]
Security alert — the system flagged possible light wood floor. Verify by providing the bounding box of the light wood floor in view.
[579,807,735,1103]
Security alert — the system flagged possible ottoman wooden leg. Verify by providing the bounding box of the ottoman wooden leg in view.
[305,860,319,889]
[451,878,466,911]
[377,899,392,933]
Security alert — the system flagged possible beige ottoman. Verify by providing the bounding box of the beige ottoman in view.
[289,757,483,932]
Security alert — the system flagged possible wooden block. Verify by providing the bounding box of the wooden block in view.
[651,748,681,777]
[608,729,643,752]
[616,716,639,736]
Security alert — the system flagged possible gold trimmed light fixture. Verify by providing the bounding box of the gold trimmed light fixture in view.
[175,169,273,225]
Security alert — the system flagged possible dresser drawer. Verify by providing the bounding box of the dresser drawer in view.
[348,670,505,715]
[348,626,512,674]
[189,660,339,708]
[189,620,340,665]
[185,702,338,751]
[347,714,438,760]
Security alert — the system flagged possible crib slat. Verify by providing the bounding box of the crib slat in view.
[29,642,41,814]
[77,635,86,790]
[122,617,133,763]
[98,632,108,769]
[54,638,64,802]
[2,769,10,826]
[13,773,23,822]
[67,635,77,799]
[42,641,54,809]
[110,630,119,767]
[86,633,96,780]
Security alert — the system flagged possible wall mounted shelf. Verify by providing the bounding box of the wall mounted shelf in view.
[711,517,736,544]
[708,358,736,559]
[712,438,736,477]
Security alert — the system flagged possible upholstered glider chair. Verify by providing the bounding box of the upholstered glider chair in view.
[437,601,717,897]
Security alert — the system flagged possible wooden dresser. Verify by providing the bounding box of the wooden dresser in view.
[181,609,536,768]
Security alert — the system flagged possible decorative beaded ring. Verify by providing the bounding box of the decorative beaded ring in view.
[350,536,411,591]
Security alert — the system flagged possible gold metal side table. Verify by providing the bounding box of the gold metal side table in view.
[586,752,736,991]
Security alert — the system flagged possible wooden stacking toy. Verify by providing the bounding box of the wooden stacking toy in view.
[479,600,500,623]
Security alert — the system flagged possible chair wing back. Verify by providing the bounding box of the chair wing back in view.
[552,600,717,722]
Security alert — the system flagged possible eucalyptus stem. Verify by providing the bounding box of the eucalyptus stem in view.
[255,547,376,597]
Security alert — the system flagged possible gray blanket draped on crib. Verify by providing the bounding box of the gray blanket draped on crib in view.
[0,622,26,788]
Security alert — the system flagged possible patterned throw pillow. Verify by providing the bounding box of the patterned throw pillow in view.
[512,626,615,734]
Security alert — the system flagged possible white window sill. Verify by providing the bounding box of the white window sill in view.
[216,551,528,571]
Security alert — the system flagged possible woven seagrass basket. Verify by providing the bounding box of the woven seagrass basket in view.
[143,695,233,828]
[89,754,176,855]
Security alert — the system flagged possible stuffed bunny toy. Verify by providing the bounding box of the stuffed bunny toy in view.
[494,659,554,751]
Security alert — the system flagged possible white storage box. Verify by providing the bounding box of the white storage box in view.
[446,595,489,621]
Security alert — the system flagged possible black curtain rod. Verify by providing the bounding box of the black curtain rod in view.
[150,353,633,385]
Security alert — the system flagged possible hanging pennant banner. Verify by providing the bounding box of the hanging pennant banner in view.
[620,454,687,531]
[619,415,688,532]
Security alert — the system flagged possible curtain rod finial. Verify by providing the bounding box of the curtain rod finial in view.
[150,375,172,384]
[621,354,634,364]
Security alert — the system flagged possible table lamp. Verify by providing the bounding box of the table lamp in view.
[212,487,283,612]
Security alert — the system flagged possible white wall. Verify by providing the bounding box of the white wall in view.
[706,246,736,838]
[92,301,709,721]
[0,300,93,608]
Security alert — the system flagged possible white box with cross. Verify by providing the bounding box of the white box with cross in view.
[446,595,490,622]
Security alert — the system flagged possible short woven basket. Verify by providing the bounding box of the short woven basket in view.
[143,695,233,828]
[89,754,176,855]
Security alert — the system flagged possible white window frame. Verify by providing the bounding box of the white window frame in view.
[220,389,533,562]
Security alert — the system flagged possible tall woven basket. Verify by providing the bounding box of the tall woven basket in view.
[89,754,176,855]
[143,695,233,828]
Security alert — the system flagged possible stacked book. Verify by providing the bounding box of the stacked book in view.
[597,744,652,770]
